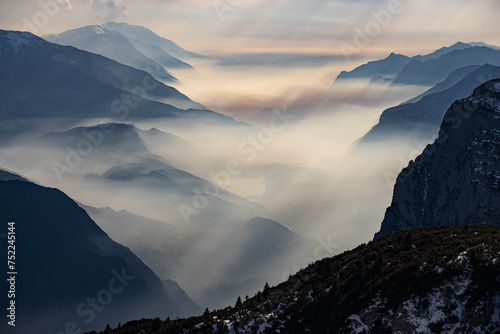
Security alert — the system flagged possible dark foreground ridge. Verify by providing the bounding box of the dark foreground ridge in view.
[0,170,200,334]
[88,225,500,334]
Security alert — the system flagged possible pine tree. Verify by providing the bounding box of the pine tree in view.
[235,296,242,307]
[152,317,162,332]
[263,282,270,297]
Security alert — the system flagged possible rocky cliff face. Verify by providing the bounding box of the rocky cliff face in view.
[375,79,500,239]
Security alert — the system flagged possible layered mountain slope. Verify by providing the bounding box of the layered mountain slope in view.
[333,42,470,83]
[52,123,247,193]
[392,46,500,86]
[88,225,500,334]
[43,25,177,82]
[333,52,410,83]
[103,22,195,69]
[358,64,500,144]
[103,21,201,61]
[333,42,500,86]
[404,65,484,104]
[375,79,500,239]
[0,170,200,334]
[84,202,308,311]
[413,41,476,61]
[38,123,261,218]
[0,29,216,129]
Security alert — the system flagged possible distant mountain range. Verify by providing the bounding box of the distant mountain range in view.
[28,122,287,309]
[43,25,179,82]
[393,46,500,86]
[103,22,200,63]
[36,123,261,221]
[375,78,500,239]
[0,29,244,138]
[0,169,200,334]
[335,52,411,82]
[1,107,266,309]
[103,21,202,61]
[43,22,198,85]
[334,42,500,87]
[358,64,500,144]
[83,200,308,310]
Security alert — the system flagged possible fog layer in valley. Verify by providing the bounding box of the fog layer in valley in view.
[0,53,429,308]
[5,25,499,311]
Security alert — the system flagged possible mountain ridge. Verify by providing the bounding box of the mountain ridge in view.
[86,225,500,334]
[355,64,500,145]
[0,29,251,140]
[0,169,201,333]
[375,78,500,239]
[103,21,202,61]
[392,46,500,86]
[43,24,178,82]
[334,42,500,86]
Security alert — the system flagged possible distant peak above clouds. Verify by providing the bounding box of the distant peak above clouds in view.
[467,42,500,51]
[103,21,202,60]
[0,29,216,130]
[43,24,178,82]
[333,41,500,86]
[43,21,200,75]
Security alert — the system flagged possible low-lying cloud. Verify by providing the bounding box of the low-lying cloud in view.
[214,53,357,68]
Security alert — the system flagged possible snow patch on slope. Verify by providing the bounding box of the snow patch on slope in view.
[494,81,500,93]
[343,259,499,334]
[347,315,370,333]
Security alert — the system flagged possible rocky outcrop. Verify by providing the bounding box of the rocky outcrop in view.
[375,79,500,239]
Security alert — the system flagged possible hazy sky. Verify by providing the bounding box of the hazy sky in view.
[1,0,500,121]
[1,0,499,58]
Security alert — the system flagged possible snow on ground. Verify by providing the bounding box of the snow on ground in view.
[347,314,370,333]
[492,293,500,324]
[484,97,500,114]
[345,264,479,334]
[456,251,468,262]
[494,81,500,93]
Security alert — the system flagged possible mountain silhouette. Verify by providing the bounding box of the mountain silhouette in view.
[0,169,200,333]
